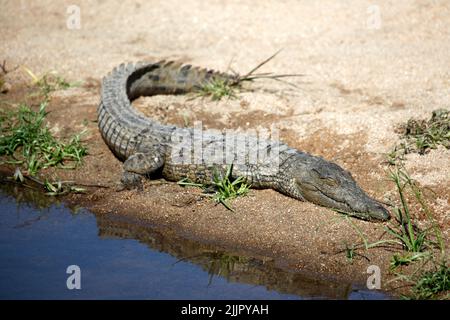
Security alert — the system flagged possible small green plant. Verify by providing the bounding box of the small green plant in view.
[343,242,356,263]
[409,262,449,300]
[195,50,303,100]
[389,109,449,164]
[385,169,428,252]
[22,66,79,98]
[390,252,430,270]
[178,164,251,211]
[38,74,73,97]
[386,149,400,166]
[196,78,238,101]
[384,168,445,256]
[341,243,371,264]
[211,165,251,211]
[0,102,87,175]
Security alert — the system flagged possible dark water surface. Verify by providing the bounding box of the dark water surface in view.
[0,185,391,299]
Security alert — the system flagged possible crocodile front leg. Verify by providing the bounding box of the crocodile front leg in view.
[120,147,165,190]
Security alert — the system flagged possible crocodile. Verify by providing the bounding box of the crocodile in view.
[98,61,390,221]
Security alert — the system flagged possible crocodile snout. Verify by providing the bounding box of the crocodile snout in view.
[366,201,391,221]
[349,196,390,221]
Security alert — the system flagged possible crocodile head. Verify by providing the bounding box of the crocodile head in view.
[282,153,390,221]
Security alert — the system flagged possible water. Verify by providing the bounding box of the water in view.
[0,184,390,299]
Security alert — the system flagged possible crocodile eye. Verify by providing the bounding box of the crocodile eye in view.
[311,169,339,187]
[323,177,338,187]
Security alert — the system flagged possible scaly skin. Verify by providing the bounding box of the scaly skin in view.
[98,61,390,221]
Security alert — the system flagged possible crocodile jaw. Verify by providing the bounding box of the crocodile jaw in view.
[299,185,390,221]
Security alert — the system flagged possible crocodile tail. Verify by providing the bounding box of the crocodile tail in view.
[99,61,236,160]
[126,60,236,100]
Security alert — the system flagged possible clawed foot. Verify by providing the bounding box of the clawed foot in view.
[116,171,143,191]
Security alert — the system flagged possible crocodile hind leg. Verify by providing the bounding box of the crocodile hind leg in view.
[119,149,165,190]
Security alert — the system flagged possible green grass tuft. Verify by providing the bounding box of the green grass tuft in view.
[211,164,251,211]
[409,262,449,300]
[355,168,444,258]
[178,164,251,211]
[390,252,430,270]
[344,242,356,263]
[35,73,78,98]
[384,169,429,253]
[389,109,449,164]
[0,102,87,175]
[22,67,80,99]
[195,78,238,101]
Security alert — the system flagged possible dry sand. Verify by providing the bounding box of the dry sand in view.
[1,0,449,296]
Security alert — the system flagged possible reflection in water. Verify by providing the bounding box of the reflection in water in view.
[0,180,390,299]
[1,180,62,209]
[97,213,355,299]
